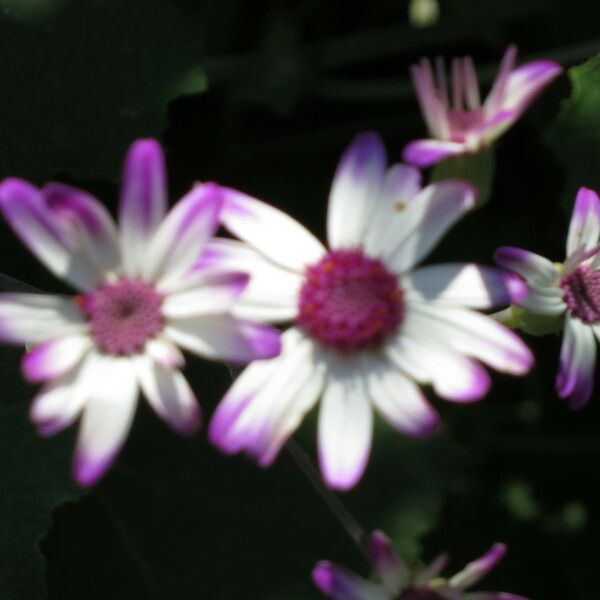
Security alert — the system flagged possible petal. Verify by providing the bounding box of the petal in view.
[196,238,302,323]
[484,45,518,113]
[0,293,85,344]
[406,263,528,308]
[386,324,492,403]
[566,187,600,257]
[318,363,373,491]
[118,139,168,276]
[414,553,449,586]
[144,182,224,288]
[380,180,477,272]
[220,186,325,272]
[145,336,185,368]
[502,59,562,113]
[407,304,533,375]
[22,334,92,383]
[556,316,596,409]
[209,328,323,464]
[363,354,440,434]
[165,314,281,363]
[312,562,389,600]
[367,530,411,594]
[136,358,200,436]
[30,368,86,437]
[43,182,120,275]
[494,247,560,287]
[162,271,249,318]
[402,140,466,168]
[0,178,101,290]
[326,132,387,248]
[72,354,139,486]
[364,164,423,257]
[449,543,507,590]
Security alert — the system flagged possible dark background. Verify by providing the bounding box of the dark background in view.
[1,1,600,598]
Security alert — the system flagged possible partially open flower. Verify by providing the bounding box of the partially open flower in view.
[403,45,562,168]
[313,530,526,600]
[496,187,600,409]
[208,132,532,491]
[0,139,281,486]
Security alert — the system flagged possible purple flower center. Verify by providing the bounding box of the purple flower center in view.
[82,279,164,355]
[297,249,403,353]
[398,588,444,600]
[561,265,600,324]
[448,108,486,142]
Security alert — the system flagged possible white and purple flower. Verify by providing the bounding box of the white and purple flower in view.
[313,530,526,600]
[207,132,533,491]
[403,45,562,168]
[496,187,600,409]
[0,139,281,486]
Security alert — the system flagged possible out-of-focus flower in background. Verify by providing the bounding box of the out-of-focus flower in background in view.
[403,45,562,168]
[312,529,527,600]
[496,187,600,409]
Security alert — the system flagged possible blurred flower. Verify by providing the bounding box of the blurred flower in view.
[312,530,527,600]
[408,0,440,29]
[208,132,532,491]
[496,187,600,409]
[0,139,280,486]
[403,45,562,168]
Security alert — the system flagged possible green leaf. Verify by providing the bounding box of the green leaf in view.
[0,347,82,599]
[0,0,208,182]
[546,54,600,211]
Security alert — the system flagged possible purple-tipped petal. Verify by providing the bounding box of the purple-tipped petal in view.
[402,139,466,168]
[494,247,560,287]
[0,178,100,290]
[119,139,168,276]
[367,531,411,594]
[220,186,325,272]
[137,359,201,436]
[43,182,120,274]
[327,132,387,248]
[449,543,507,590]
[566,187,600,257]
[503,59,563,114]
[165,314,282,363]
[22,335,91,383]
[145,182,224,288]
[406,264,528,309]
[318,372,373,491]
[312,562,388,600]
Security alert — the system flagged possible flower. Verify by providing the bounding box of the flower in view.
[0,139,281,486]
[207,132,532,491]
[495,187,600,409]
[403,45,562,168]
[312,530,527,600]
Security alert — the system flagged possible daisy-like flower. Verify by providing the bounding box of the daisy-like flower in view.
[207,132,532,491]
[0,139,281,486]
[496,187,600,409]
[312,529,527,600]
[403,45,562,168]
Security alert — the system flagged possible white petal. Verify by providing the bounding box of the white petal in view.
[318,360,373,491]
[136,357,200,436]
[72,354,139,486]
[494,246,560,287]
[220,187,325,272]
[0,293,85,344]
[380,180,476,272]
[196,238,302,323]
[327,132,387,248]
[145,337,185,368]
[209,328,323,465]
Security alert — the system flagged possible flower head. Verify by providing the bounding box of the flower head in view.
[312,530,527,600]
[208,132,532,490]
[496,187,600,409]
[403,45,562,167]
[0,139,281,486]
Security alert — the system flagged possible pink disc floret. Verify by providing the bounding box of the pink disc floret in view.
[81,278,164,355]
[297,249,403,353]
[561,265,600,324]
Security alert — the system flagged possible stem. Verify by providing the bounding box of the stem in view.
[285,437,368,553]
